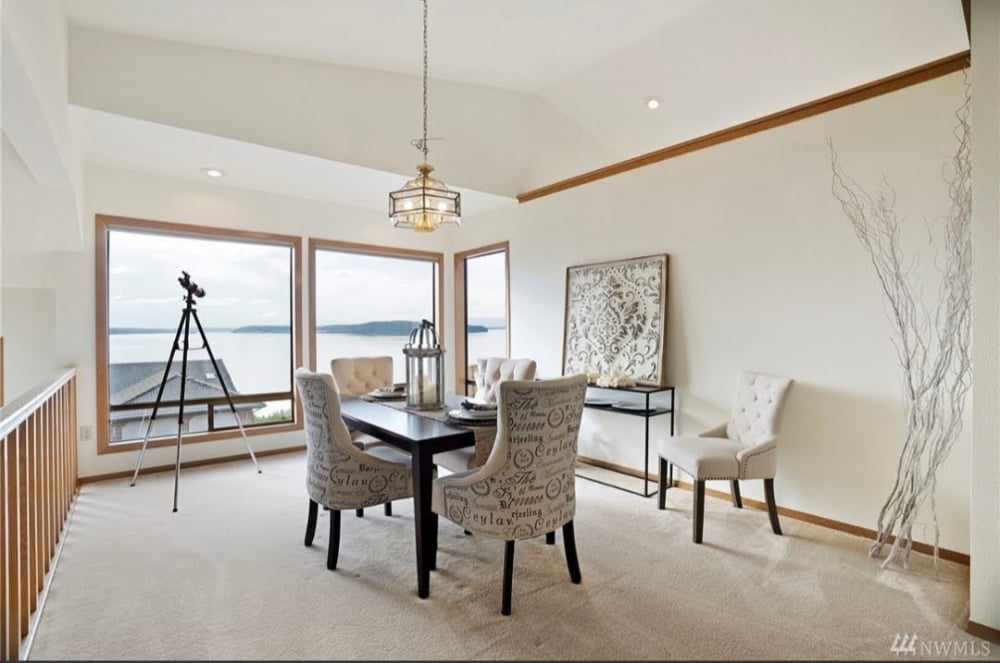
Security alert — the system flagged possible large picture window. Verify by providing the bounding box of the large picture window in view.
[96,215,302,453]
[454,243,509,395]
[309,240,443,382]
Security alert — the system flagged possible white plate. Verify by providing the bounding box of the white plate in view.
[462,398,498,411]
[448,408,497,420]
[613,401,652,411]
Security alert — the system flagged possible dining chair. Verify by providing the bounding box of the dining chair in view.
[434,357,537,473]
[295,368,413,570]
[431,374,587,615]
[657,370,793,543]
[330,355,400,516]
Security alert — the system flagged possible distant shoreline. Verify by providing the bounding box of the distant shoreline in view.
[110,321,502,335]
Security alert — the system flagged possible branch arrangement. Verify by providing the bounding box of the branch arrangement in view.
[828,83,971,569]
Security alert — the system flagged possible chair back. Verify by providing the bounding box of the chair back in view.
[474,357,537,402]
[294,368,409,508]
[330,356,393,396]
[454,374,586,540]
[725,371,793,445]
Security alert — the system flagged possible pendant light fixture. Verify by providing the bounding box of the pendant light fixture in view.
[388,0,461,232]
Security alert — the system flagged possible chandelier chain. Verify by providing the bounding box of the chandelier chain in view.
[421,0,429,161]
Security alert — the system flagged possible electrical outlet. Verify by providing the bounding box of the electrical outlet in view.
[79,425,93,441]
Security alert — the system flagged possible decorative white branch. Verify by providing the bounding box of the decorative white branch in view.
[828,82,971,570]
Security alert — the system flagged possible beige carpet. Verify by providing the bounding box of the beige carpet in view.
[28,452,989,660]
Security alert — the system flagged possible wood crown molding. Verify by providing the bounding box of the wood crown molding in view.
[517,51,971,203]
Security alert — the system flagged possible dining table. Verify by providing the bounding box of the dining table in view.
[338,393,497,599]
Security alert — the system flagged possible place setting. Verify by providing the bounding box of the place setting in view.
[446,397,498,426]
[364,383,407,401]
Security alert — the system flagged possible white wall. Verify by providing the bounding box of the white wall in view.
[970,0,1000,633]
[453,72,972,554]
[2,0,83,252]
[1,287,57,397]
[58,165,450,478]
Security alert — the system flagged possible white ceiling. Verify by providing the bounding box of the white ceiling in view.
[65,0,969,212]
[72,106,514,215]
[66,0,709,93]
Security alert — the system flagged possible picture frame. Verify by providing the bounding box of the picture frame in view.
[561,253,669,386]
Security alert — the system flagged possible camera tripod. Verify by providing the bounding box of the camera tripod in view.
[130,271,261,512]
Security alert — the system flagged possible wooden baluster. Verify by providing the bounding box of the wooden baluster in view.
[5,428,21,660]
[18,422,30,640]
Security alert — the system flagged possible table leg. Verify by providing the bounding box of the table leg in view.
[412,451,434,599]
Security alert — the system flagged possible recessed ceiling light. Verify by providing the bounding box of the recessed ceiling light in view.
[645,96,662,110]
[201,167,225,178]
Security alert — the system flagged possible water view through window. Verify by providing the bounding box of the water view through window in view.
[105,227,295,443]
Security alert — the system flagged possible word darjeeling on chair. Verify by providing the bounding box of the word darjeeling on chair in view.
[431,374,587,615]
[295,368,414,570]
[657,370,793,543]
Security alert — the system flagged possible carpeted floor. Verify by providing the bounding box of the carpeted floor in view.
[28,452,990,660]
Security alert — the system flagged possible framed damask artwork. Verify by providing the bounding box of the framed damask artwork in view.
[561,254,669,386]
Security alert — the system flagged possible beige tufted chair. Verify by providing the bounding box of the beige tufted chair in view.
[657,371,793,543]
[330,356,402,517]
[431,374,587,615]
[294,368,413,571]
[473,357,537,403]
[434,357,538,474]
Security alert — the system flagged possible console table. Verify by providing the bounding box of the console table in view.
[578,384,675,497]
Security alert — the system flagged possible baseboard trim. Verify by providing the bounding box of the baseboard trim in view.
[77,444,306,485]
[576,455,970,566]
[968,621,1000,645]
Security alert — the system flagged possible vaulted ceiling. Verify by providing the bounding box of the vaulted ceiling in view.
[66,0,968,216]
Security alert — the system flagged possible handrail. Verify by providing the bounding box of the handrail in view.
[0,368,77,440]
[0,366,79,661]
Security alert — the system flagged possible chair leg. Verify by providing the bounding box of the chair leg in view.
[502,541,516,616]
[731,480,743,508]
[545,531,555,545]
[304,499,318,547]
[384,502,392,517]
[658,457,668,510]
[327,509,342,570]
[693,480,706,544]
[562,520,582,584]
[764,478,782,535]
[355,508,364,518]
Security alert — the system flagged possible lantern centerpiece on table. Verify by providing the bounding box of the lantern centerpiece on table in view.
[404,319,445,410]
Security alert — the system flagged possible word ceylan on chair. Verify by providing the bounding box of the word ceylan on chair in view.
[431,374,588,615]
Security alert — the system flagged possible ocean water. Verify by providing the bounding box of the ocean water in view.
[109,327,508,401]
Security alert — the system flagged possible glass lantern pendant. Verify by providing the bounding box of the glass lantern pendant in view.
[388,0,461,232]
[404,319,445,410]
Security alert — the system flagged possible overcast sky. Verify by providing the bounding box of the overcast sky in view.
[109,230,506,328]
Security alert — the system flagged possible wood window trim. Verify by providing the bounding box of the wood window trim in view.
[453,242,510,394]
[94,214,304,455]
[307,238,445,372]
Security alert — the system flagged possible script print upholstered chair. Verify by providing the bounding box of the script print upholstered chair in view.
[433,357,537,474]
[432,374,587,615]
[657,371,793,544]
[330,356,400,516]
[295,368,413,570]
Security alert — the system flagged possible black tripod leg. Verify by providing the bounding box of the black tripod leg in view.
[130,308,187,487]
[191,309,262,473]
[173,308,193,513]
